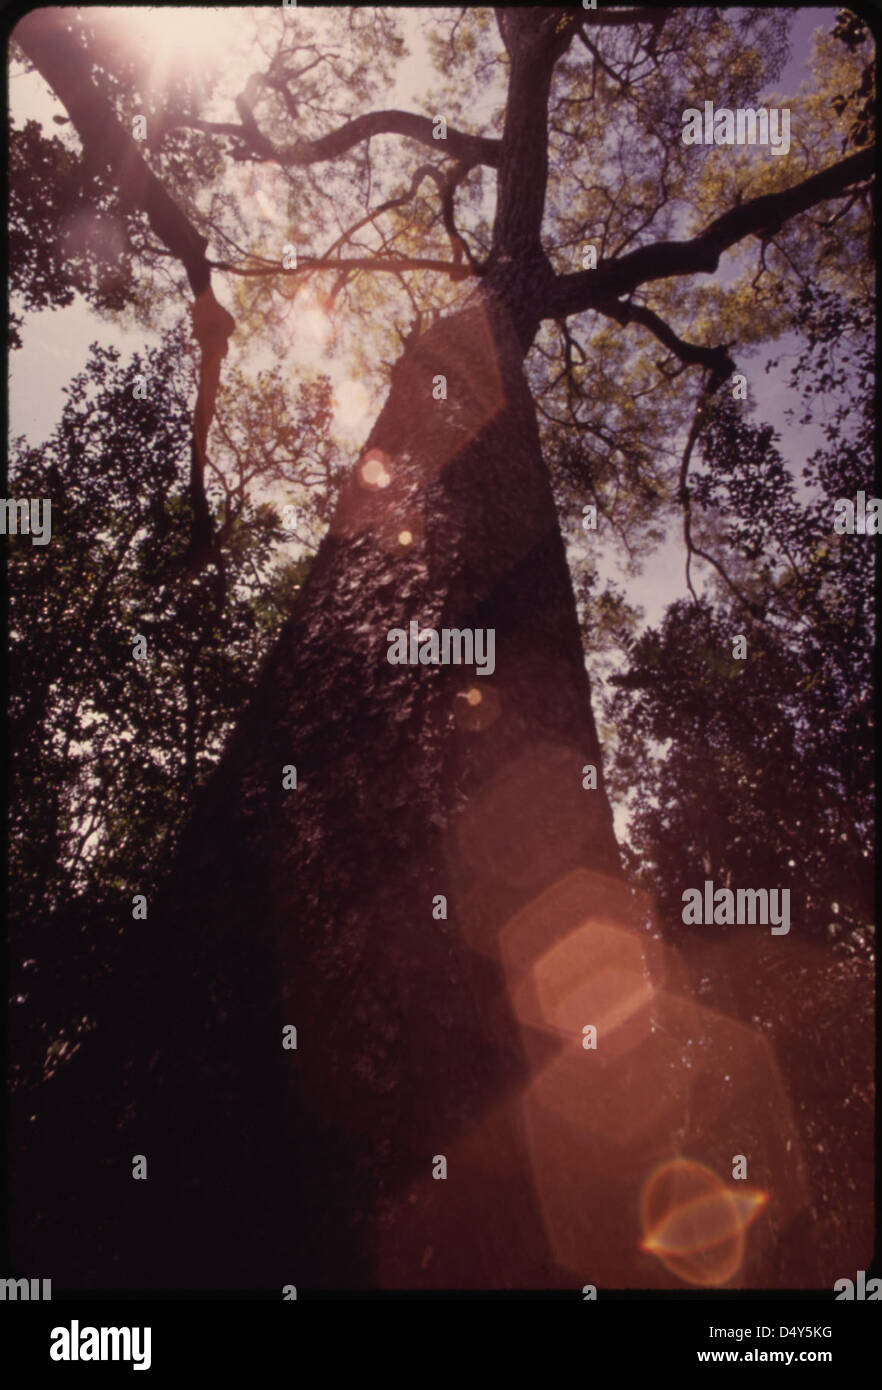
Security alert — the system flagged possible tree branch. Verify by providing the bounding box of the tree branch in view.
[284,109,500,170]
[15,11,213,294]
[15,9,234,576]
[191,103,502,171]
[317,160,481,273]
[678,390,766,617]
[596,298,736,387]
[548,147,874,319]
[491,11,573,262]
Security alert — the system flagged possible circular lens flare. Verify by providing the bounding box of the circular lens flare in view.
[640,1158,767,1286]
[359,449,392,490]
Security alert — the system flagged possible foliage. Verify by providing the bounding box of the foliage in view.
[606,282,874,958]
[8,117,139,347]
[7,330,315,1093]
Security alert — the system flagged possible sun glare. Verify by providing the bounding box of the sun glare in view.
[115,7,245,82]
[301,306,331,348]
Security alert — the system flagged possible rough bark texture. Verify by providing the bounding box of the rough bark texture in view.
[40,289,623,1291]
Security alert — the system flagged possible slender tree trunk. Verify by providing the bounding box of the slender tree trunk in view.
[95,290,626,1289]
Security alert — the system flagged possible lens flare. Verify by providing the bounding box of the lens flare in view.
[453,684,500,732]
[640,1158,767,1286]
[110,7,245,89]
[359,449,392,490]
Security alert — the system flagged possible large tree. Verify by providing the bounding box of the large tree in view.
[8,6,874,1290]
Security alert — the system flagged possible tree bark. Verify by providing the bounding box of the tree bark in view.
[93,287,626,1290]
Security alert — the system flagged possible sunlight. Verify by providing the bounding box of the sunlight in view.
[334,378,372,431]
[114,7,245,84]
[300,305,331,349]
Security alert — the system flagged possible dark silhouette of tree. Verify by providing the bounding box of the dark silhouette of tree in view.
[7,6,874,1291]
[603,278,874,1282]
[7,330,320,1093]
[608,281,873,953]
[8,117,136,347]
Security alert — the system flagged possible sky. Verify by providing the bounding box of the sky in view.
[8,6,437,447]
[8,5,845,661]
[590,5,843,629]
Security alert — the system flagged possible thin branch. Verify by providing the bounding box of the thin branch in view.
[678,390,712,606]
[579,31,631,94]
[596,298,736,387]
[318,160,479,272]
[678,388,767,618]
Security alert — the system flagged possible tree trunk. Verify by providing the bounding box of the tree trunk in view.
[77,291,628,1289]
